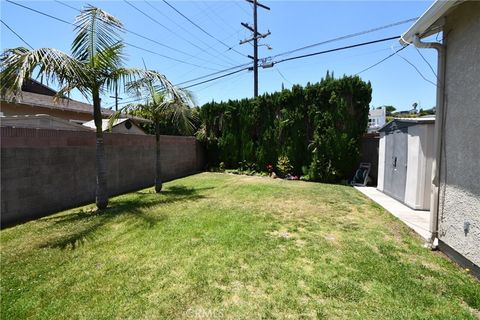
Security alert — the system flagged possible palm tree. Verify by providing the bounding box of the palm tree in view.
[0,6,181,210]
[111,77,196,192]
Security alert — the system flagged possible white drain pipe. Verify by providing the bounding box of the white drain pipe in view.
[412,35,446,248]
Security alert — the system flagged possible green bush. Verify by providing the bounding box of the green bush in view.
[199,72,371,182]
[277,155,293,178]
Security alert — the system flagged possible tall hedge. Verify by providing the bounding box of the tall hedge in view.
[199,73,372,182]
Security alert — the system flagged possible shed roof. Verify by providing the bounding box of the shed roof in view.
[379,117,435,133]
[82,118,146,133]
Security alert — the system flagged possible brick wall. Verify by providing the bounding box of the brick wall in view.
[1,127,204,226]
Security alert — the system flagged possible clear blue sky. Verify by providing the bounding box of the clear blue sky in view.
[1,0,439,111]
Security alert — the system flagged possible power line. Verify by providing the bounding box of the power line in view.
[174,62,252,87]
[198,1,238,35]
[275,67,293,86]
[397,52,438,87]
[180,35,404,90]
[0,19,34,49]
[7,0,71,24]
[161,0,247,58]
[123,0,232,68]
[355,46,407,75]
[415,46,437,77]
[6,0,218,71]
[144,0,238,67]
[55,0,226,69]
[273,35,401,65]
[194,69,248,93]
[272,17,418,60]
[181,67,251,89]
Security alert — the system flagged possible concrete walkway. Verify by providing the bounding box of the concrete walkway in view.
[354,187,431,241]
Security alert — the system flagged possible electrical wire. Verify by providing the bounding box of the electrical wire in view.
[143,0,237,67]
[234,1,251,17]
[414,46,437,77]
[6,0,218,71]
[54,0,226,69]
[396,52,438,87]
[161,0,247,58]
[272,17,418,60]
[123,0,232,68]
[174,62,252,87]
[194,69,248,93]
[355,45,407,75]
[275,67,293,86]
[273,36,401,65]
[180,35,405,90]
[0,19,34,49]
[181,67,251,90]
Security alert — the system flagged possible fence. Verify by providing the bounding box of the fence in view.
[358,133,380,185]
[1,127,204,226]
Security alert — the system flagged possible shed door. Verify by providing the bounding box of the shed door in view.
[383,128,408,202]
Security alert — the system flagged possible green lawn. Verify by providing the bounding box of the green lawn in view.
[1,173,479,319]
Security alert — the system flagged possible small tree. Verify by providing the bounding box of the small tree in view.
[1,6,181,209]
[384,105,396,115]
[111,77,195,192]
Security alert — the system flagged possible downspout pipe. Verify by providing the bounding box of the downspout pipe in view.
[412,34,445,249]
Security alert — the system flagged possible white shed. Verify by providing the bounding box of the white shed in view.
[377,117,435,210]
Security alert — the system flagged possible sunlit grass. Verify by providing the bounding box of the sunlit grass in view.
[1,173,479,319]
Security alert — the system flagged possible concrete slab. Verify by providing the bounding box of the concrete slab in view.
[354,186,431,241]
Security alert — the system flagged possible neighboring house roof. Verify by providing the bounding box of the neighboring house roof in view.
[2,79,149,123]
[21,78,58,96]
[3,91,114,117]
[0,114,93,131]
[82,118,146,134]
[400,0,463,45]
[379,117,435,133]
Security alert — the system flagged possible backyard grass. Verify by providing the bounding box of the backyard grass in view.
[1,173,479,319]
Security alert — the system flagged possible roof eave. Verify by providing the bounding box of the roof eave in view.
[400,0,461,46]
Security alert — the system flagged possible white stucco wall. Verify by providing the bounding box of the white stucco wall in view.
[438,1,480,266]
[377,132,386,191]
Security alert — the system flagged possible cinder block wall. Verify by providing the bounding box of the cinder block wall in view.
[1,127,205,226]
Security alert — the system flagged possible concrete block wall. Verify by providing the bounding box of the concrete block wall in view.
[1,127,204,226]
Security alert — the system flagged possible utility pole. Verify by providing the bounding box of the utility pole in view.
[240,0,270,98]
[109,84,123,111]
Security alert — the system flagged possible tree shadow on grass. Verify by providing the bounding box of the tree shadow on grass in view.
[38,185,211,250]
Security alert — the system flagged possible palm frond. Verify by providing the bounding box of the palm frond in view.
[72,5,123,65]
[168,102,197,135]
[1,47,87,99]
[93,42,125,75]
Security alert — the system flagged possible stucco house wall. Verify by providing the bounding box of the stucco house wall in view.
[437,1,480,266]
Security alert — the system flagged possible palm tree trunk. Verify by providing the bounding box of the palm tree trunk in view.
[93,89,108,209]
[155,122,162,193]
